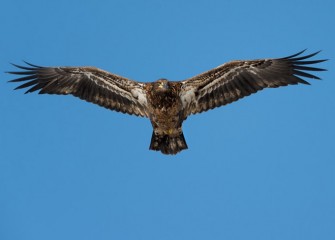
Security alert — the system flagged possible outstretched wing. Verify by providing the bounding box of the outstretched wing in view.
[8,63,149,117]
[180,50,327,117]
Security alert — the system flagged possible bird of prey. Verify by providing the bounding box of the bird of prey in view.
[7,50,326,155]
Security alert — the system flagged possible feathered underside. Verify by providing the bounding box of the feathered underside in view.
[7,50,327,155]
[7,50,327,120]
[180,50,327,118]
[7,63,149,117]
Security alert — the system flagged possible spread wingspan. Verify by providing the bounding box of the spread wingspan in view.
[7,50,327,155]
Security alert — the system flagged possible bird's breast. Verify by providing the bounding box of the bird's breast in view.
[147,90,184,132]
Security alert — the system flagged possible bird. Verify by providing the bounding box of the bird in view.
[7,50,327,155]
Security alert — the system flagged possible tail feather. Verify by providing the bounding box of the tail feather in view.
[149,132,188,155]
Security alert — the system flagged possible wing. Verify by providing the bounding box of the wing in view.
[180,50,327,117]
[7,62,149,117]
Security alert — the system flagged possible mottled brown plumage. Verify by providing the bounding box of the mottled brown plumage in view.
[146,79,187,154]
[7,50,327,155]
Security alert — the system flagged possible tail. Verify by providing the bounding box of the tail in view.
[149,132,188,155]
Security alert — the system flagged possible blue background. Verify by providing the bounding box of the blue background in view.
[1,0,334,239]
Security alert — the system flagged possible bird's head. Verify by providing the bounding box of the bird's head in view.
[155,78,170,92]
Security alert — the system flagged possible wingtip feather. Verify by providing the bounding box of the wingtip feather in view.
[22,61,43,68]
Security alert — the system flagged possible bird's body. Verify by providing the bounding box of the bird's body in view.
[7,50,327,155]
[146,79,187,154]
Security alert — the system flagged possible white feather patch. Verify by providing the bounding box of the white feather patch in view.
[131,88,147,105]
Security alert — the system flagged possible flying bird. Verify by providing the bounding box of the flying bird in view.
[7,50,326,155]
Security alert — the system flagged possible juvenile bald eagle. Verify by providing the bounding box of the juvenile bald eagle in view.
[8,50,326,155]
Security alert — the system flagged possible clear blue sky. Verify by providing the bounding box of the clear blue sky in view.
[0,0,334,239]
